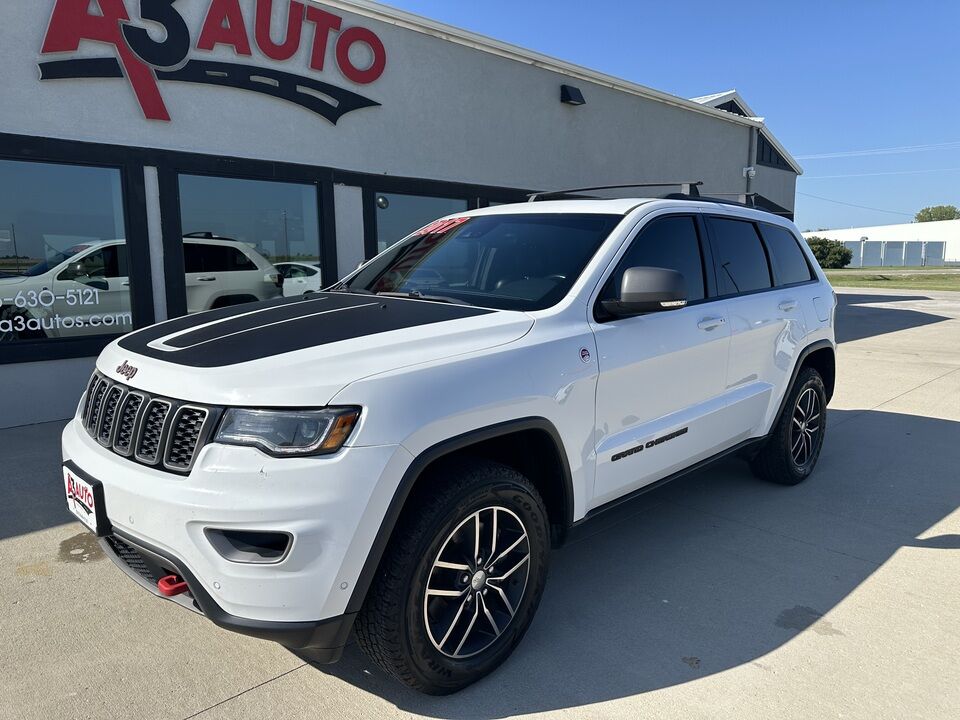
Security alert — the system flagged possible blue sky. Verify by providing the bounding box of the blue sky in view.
[382,0,960,230]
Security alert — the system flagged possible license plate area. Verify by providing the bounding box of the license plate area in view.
[63,463,110,537]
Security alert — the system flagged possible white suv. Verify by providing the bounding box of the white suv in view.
[62,197,836,694]
[0,236,281,340]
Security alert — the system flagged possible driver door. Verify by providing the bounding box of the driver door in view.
[590,214,732,508]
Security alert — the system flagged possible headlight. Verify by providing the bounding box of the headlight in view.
[215,407,360,457]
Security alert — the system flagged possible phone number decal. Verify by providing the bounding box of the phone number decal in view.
[0,289,101,309]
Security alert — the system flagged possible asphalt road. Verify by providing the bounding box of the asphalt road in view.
[3,287,959,720]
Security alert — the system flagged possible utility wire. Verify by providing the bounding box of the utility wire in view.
[796,140,960,160]
[796,191,914,217]
[801,166,960,179]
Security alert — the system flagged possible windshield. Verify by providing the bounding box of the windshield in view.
[340,213,621,311]
[20,245,89,277]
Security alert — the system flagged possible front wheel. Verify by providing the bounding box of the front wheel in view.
[751,366,827,485]
[355,460,549,694]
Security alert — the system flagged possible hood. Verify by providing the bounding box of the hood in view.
[98,293,533,406]
[0,275,28,286]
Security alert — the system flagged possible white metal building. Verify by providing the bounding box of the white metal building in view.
[801,220,960,267]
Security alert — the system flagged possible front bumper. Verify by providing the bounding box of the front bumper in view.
[62,415,413,645]
[100,528,354,662]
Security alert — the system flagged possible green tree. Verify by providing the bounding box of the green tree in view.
[915,205,960,222]
[806,236,852,269]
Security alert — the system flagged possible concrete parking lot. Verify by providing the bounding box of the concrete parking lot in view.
[3,287,959,720]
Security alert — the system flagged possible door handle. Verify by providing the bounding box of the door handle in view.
[197,276,217,282]
[778,300,798,312]
[697,316,726,331]
[121,281,130,287]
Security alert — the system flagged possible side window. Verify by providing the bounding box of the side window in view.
[759,224,813,286]
[58,246,125,280]
[707,218,772,296]
[184,243,255,273]
[602,215,706,303]
[98,245,126,278]
[183,244,206,273]
[114,245,129,277]
[229,248,258,271]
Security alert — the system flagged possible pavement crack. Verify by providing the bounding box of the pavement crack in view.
[181,663,307,720]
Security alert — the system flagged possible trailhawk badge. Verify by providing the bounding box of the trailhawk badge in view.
[39,0,386,124]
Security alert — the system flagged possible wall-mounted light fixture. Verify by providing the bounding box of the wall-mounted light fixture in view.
[560,84,586,106]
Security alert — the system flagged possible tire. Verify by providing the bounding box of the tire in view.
[751,367,827,485]
[355,459,550,694]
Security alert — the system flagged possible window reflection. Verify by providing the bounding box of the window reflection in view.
[177,175,322,312]
[0,160,132,342]
[374,192,469,254]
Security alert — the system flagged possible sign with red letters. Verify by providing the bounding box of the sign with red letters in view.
[39,0,388,124]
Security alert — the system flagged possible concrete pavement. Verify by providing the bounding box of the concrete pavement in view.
[2,288,959,719]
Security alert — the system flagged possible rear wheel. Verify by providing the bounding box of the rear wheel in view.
[751,367,827,485]
[355,460,549,694]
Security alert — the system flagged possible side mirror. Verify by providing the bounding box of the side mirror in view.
[58,262,86,281]
[601,266,688,318]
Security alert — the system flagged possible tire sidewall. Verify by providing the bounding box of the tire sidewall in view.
[780,369,827,482]
[399,476,549,692]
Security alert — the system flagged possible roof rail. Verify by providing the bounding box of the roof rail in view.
[660,192,792,217]
[660,192,756,208]
[527,181,702,202]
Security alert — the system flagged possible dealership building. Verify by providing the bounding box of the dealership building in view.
[0,0,801,428]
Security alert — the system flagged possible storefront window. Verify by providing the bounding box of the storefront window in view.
[375,193,469,253]
[0,160,131,343]
[177,175,321,312]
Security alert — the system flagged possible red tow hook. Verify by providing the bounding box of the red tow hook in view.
[157,574,189,597]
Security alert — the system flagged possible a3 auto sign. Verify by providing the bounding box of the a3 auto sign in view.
[39,0,388,124]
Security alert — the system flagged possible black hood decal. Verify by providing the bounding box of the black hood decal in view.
[118,293,494,368]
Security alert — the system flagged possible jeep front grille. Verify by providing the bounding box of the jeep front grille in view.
[80,372,221,474]
[166,407,209,470]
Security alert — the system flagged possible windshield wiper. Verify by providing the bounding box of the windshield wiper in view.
[376,291,471,306]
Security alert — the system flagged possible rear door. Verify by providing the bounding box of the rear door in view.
[704,215,811,436]
[591,213,732,508]
[756,221,817,426]
[184,242,266,311]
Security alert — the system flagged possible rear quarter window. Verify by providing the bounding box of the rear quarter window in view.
[759,224,814,286]
[184,244,258,273]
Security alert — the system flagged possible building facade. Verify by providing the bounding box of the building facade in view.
[802,220,960,267]
[0,0,801,428]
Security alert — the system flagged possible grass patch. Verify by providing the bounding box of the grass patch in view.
[825,270,960,291]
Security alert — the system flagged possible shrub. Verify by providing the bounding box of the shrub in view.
[805,236,852,269]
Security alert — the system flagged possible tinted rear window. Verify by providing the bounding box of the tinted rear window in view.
[707,218,772,295]
[759,224,813,286]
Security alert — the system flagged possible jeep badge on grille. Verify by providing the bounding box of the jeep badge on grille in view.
[116,361,139,381]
